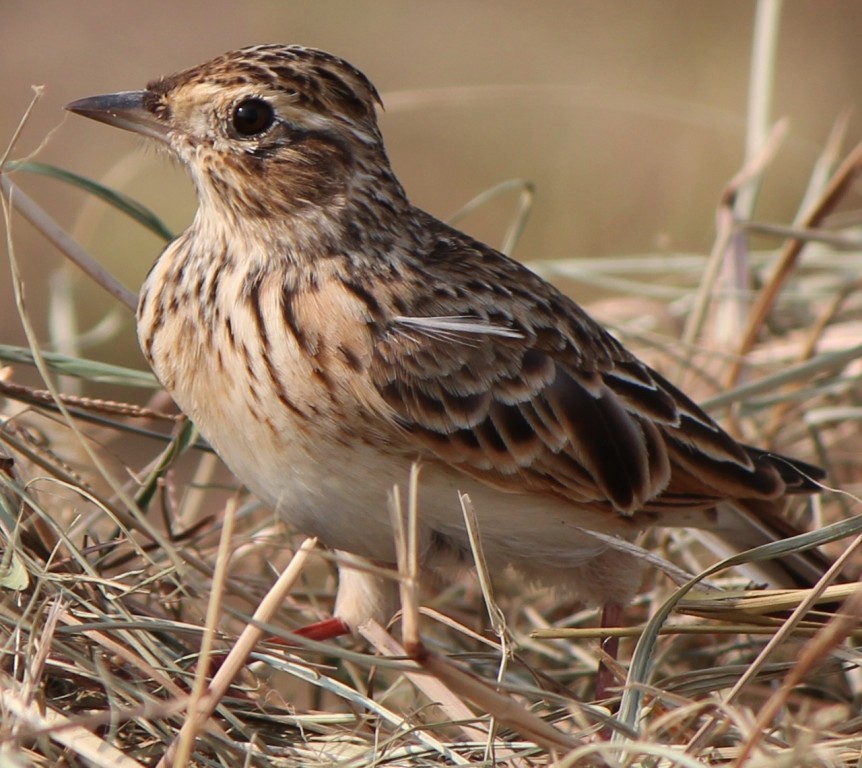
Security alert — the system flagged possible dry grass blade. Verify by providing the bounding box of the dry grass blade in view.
[679,118,789,358]
[1,175,137,311]
[446,178,535,256]
[410,650,584,757]
[157,537,318,768]
[389,469,585,757]
[731,586,862,767]
[682,529,862,757]
[726,136,862,387]
[679,582,862,616]
[0,378,173,423]
[0,682,148,768]
[359,619,478,725]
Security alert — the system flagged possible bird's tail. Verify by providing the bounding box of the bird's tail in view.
[700,500,832,588]
[700,447,833,588]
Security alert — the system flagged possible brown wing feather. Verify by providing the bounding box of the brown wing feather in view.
[370,219,823,523]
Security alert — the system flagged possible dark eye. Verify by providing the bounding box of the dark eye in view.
[231,98,275,137]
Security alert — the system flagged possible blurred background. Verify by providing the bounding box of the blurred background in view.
[2,0,862,381]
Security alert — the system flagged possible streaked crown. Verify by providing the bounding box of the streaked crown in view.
[69,45,397,219]
[145,44,384,147]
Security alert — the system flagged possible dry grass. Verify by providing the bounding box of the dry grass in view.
[3,19,862,768]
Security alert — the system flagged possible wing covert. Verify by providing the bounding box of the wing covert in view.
[366,223,806,519]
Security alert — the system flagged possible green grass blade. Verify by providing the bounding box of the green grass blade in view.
[0,344,157,388]
[9,161,173,241]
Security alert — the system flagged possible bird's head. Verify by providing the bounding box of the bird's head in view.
[66,45,399,222]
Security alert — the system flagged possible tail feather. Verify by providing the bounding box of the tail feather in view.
[745,445,826,495]
[700,501,832,588]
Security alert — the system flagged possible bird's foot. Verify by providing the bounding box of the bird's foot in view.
[292,616,352,641]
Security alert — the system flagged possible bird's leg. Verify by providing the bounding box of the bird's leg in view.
[291,552,397,643]
[595,600,623,701]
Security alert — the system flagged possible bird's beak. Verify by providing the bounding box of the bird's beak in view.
[65,91,168,143]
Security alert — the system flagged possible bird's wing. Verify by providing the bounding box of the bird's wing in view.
[369,231,816,522]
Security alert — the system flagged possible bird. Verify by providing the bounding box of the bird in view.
[66,44,825,663]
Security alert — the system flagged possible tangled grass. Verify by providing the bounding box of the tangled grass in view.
[2,20,862,768]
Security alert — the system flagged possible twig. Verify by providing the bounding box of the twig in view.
[156,537,318,768]
[0,174,137,311]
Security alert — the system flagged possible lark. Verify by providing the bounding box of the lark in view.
[67,45,824,651]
